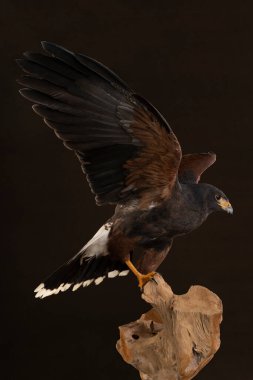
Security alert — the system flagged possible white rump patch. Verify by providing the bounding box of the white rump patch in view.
[33,220,132,299]
[79,222,112,261]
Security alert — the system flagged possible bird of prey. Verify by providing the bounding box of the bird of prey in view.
[16,42,233,299]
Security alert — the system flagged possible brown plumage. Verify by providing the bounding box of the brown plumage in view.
[179,153,216,183]
[16,42,233,298]
[123,106,182,207]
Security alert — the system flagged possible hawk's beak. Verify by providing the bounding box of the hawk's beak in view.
[217,198,233,214]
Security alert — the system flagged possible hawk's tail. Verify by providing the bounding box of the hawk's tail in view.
[34,224,129,299]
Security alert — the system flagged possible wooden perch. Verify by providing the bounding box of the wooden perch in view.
[116,274,222,380]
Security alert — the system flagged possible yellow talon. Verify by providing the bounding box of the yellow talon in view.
[124,259,156,289]
[137,272,156,288]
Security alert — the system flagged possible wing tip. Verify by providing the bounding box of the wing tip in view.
[32,104,42,114]
[41,40,72,56]
[16,58,25,69]
[208,151,217,161]
[41,40,53,50]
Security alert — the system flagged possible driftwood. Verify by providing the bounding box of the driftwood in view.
[116,274,222,380]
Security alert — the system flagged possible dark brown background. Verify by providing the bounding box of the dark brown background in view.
[1,1,252,379]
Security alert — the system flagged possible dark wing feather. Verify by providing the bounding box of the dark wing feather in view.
[17,42,182,206]
[41,41,130,90]
[178,152,216,183]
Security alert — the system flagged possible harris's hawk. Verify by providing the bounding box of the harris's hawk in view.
[16,42,233,298]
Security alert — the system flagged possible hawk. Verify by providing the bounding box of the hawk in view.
[16,42,233,298]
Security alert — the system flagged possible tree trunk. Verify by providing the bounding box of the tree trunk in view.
[116,274,222,380]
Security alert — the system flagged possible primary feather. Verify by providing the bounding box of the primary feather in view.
[17,42,181,207]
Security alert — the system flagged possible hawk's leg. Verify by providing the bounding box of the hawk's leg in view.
[136,240,173,274]
[124,259,156,289]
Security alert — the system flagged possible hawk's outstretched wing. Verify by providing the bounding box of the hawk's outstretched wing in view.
[178,153,216,183]
[17,42,182,206]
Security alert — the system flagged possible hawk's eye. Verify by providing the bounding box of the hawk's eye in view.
[215,194,221,201]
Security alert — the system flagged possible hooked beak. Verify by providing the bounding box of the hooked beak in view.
[217,198,233,214]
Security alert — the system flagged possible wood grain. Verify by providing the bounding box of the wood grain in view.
[116,274,222,380]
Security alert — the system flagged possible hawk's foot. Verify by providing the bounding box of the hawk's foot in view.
[124,259,157,289]
[137,272,156,289]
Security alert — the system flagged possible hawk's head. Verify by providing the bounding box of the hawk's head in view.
[200,184,233,215]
